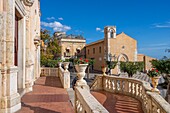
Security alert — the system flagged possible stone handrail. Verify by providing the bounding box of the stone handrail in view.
[91,75,170,113]
[41,67,59,77]
[75,86,109,113]
[58,67,70,88]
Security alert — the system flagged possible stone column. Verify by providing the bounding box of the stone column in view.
[2,0,21,112]
[0,9,7,112]
[25,7,34,93]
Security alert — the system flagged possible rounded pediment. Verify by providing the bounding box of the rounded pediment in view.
[23,0,34,6]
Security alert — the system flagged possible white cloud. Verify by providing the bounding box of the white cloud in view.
[139,43,170,50]
[154,25,170,28]
[96,27,101,31]
[58,17,64,20]
[46,17,55,20]
[96,27,104,32]
[153,21,170,28]
[41,21,71,32]
[139,47,167,51]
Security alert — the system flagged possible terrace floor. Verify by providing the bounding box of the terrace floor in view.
[91,91,144,113]
[16,76,74,113]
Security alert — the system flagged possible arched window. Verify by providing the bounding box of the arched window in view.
[110,30,113,38]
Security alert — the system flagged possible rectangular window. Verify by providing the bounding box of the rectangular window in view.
[99,46,101,53]
[93,48,95,54]
[88,49,89,54]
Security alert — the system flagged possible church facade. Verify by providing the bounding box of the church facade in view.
[0,0,41,112]
[58,26,154,74]
[85,26,154,74]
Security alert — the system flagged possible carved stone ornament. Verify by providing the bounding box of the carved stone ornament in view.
[23,0,34,6]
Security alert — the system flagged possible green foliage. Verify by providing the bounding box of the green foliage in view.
[147,68,161,77]
[89,59,95,66]
[41,29,50,42]
[120,61,144,77]
[73,58,89,64]
[106,61,117,69]
[151,59,170,74]
[40,29,61,67]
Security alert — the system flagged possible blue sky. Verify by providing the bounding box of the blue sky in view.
[40,0,170,59]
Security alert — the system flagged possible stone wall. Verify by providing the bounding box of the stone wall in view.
[137,54,156,72]
[59,38,86,59]
[0,0,41,112]
[86,40,105,71]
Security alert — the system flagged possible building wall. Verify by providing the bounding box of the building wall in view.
[85,31,137,74]
[137,54,155,72]
[109,33,137,62]
[86,40,105,71]
[0,0,40,112]
[59,38,86,59]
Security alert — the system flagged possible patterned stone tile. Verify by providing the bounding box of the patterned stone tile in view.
[16,76,74,113]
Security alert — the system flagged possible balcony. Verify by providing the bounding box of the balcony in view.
[17,67,170,113]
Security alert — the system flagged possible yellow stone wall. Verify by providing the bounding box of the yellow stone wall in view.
[109,33,137,61]
[86,40,105,71]
[59,38,86,59]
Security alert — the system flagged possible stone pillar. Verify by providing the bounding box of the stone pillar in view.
[0,9,7,112]
[25,8,34,93]
[1,0,21,112]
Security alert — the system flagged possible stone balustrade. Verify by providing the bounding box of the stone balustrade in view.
[41,67,59,77]
[40,67,70,88]
[58,67,70,88]
[91,75,170,113]
[75,86,109,113]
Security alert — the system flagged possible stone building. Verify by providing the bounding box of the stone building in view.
[85,26,154,74]
[0,0,41,112]
[56,34,86,60]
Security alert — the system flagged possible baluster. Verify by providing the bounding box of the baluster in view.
[114,79,117,92]
[134,82,136,96]
[110,79,113,92]
[131,82,133,95]
[120,80,122,92]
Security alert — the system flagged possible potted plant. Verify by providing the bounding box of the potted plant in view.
[101,64,107,76]
[147,68,161,93]
[57,58,63,67]
[74,58,89,86]
[63,59,70,71]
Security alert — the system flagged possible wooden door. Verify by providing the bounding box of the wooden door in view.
[14,15,19,66]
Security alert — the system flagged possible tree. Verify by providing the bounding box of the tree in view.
[41,29,51,42]
[151,59,170,84]
[40,29,61,67]
[106,61,117,74]
[120,61,144,77]
[87,59,95,79]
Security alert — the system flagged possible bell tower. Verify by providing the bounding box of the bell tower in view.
[104,26,116,39]
[104,26,116,61]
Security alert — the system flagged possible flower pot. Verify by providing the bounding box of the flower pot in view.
[151,76,161,93]
[58,62,62,67]
[63,62,69,71]
[102,67,106,76]
[75,64,88,86]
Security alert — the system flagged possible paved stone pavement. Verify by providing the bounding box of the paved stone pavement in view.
[91,91,144,113]
[16,76,74,113]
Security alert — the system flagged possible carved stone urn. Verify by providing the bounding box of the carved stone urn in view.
[75,64,88,86]
[58,62,62,68]
[151,76,161,93]
[63,62,69,71]
[102,67,107,76]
